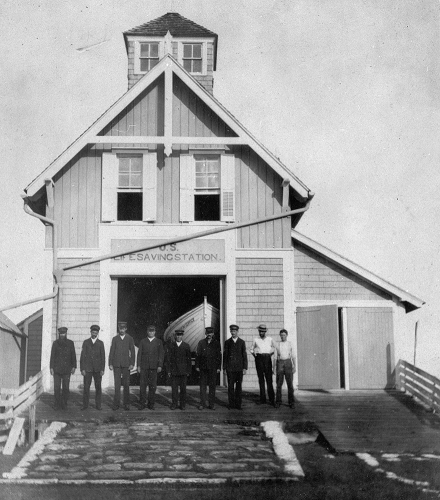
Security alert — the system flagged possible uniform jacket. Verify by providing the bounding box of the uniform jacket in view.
[165,341,192,376]
[80,338,105,373]
[223,337,248,372]
[137,337,165,370]
[195,338,222,371]
[50,338,77,375]
[109,334,135,368]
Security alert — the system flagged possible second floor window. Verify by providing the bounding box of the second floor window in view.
[182,43,202,73]
[140,42,159,72]
[118,155,143,221]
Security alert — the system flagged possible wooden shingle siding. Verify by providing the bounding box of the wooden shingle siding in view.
[294,243,391,301]
[236,258,284,388]
[26,315,43,378]
[51,147,101,249]
[52,259,100,388]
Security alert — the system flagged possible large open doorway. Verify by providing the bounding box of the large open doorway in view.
[117,277,222,385]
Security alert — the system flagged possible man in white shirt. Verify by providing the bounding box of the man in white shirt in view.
[250,324,275,406]
[275,329,296,408]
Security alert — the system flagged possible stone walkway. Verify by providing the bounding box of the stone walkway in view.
[17,419,295,482]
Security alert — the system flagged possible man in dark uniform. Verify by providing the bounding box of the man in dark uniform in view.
[50,326,76,410]
[195,326,221,410]
[166,329,192,410]
[223,324,248,410]
[80,324,105,410]
[137,325,164,410]
[109,321,135,411]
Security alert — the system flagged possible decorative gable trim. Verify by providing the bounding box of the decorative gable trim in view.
[25,55,311,202]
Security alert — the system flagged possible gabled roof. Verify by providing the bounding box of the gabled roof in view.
[25,54,311,201]
[123,12,218,70]
[292,230,424,312]
[17,308,43,328]
[0,311,26,337]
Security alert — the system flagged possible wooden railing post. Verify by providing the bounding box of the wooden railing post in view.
[29,404,36,445]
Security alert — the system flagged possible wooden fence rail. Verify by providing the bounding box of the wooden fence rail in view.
[0,368,46,427]
[397,359,440,413]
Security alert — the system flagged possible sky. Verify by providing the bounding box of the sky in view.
[0,0,439,376]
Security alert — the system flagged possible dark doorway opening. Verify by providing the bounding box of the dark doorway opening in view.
[117,277,221,385]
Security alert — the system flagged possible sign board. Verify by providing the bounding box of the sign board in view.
[111,239,225,263]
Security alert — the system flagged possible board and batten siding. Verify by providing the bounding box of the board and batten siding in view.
[26,314,43,378]
[52,259,100,389]
[50,147,102,249]
[294,243,392,301]
[235,258,284,389]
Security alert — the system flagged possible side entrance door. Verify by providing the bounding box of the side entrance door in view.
[346,307,394,389]
[296,305,340,390]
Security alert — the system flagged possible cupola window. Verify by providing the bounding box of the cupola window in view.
[182,43,203,73]
[139,42,160,72]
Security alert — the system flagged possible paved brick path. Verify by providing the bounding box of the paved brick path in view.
[24,420,286,481]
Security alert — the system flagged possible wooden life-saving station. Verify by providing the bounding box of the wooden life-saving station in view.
[20,12,424,393]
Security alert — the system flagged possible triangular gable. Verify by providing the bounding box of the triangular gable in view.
[25,55,311,201]
[292,230,424,312]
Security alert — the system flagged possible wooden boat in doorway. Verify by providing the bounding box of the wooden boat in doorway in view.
[163,296,220,352]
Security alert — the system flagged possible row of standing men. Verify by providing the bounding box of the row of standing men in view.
[49,322,296,411]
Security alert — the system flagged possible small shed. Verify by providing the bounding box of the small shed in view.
[17,309,43,379]
[0,312,27,388]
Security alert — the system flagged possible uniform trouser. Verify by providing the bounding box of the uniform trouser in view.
[171,374,187,406]
[140,369,158,406]
[276,359,294,405]
[113,367,130,406]
[226,370,243,408]
[53,373,71,409]
[255,354,275,403]
[83,371,102,408]
[199,369,217,406]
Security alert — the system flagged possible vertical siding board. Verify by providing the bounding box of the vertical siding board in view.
[171,154,180,223]
[273,172,283,248]
[157,147,165,222]
[69,158,79,248]
[266,165,275,248]
[239,147,250,247]
[234,150,242,247]
[172,76,181,137]
[157,76,165,136]
[248,149,259,248]
[77,153,87,248]
[162,153,172,223]
[61,163,71,248]
[133,93,141,137]
[85,149,97,247]
[257,155,267,248]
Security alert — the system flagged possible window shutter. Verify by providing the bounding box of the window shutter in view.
[142,152,157,221]
[180,154,195,222]
[101,153,118,222]
[220,154,235,222]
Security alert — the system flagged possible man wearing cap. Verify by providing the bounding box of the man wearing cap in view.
[195,326,222,410]
[165,329,192,410]
[50,327,77,410]
[250,324,276,406]
[275,329,296,408]
[137,325,164,410]
[223,324,248,410]
[80,325,105,410]
[109,321,135,410]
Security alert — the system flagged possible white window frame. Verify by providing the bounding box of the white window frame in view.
[177,39,208,75]
[133,37,164,74]
[179,153,235,223]
[102,151,157,222]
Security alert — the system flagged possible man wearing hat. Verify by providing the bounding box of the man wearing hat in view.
[50,327,77,410]
[137,325,164,410]
[165,329,192,410]
[195,326,221,410]
[250,324,276,406]
[109,321,135,410]
[80,325,105,410]
[223,324,248,410]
